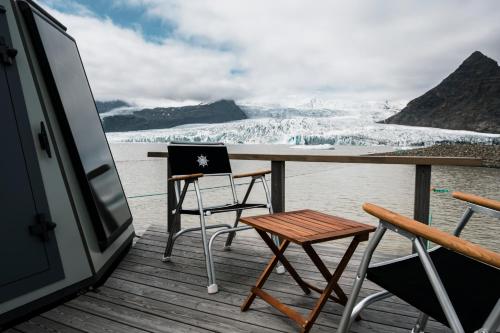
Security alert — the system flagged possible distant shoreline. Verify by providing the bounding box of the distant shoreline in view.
[370,143,500,168]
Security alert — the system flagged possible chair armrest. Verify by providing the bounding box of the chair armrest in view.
[452,191,500,212]
[233,169,271,179]
[168,173,204,182]
[363,203,500,268]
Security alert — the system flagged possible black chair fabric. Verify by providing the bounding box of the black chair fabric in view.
[168,144,232,176]
[367,247,500,332]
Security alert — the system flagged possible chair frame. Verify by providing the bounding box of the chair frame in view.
[337,192,500,333]
[162,143,282,294]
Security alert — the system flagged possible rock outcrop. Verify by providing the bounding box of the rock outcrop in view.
[382,51,500,133]
[102,100,247,132]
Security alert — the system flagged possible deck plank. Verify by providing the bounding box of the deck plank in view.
[13,223,450,333]
[14,315,84,333]
[3,329,24,333]
[111,266,424,332]
[114,258,446,332]
[42,305,150,333]
[67,296,213,333]
[120,253,415,314]
[86,286,283,333]
[131,233,397,292]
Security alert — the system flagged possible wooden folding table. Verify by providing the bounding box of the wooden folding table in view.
[240,209,375,333]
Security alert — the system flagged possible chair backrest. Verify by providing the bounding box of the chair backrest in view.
[168,142,232,176]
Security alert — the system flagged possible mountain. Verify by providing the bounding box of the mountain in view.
[102,99,247,132]
[95,100,130,113]
[382,51,500,133]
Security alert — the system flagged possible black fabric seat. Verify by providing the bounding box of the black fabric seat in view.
[180,203,268,215]
[367,247,500,332]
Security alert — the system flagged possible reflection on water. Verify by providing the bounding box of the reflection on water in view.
[110,143,499,256]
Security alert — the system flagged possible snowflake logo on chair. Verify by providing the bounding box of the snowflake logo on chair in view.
[197,154,209,167]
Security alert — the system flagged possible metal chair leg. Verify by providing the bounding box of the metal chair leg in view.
[351,290,392,320]
[224,208,244,250]
[413,237,464,333]
[453,206,473,237]
[225,178,256,249]
[193,180,218,294]
[209,225,253,292]
[337,225,386,333]
[479,298,500,333]
[411,312,429,333]
[273,234,285,274]
[162,231,175,262]
[200,214,218,294]
[163,180,189,262]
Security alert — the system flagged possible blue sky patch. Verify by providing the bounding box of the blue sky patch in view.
[230,68,246,76]
[44,0,176,42]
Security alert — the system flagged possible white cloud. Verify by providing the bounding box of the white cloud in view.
[42,1,500,105]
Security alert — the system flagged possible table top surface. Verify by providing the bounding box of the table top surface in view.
[240,209,376,245]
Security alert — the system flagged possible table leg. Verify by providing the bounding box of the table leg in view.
[302,236,362,333]
[257,230,311,295]
[242,229,368,333]
[241,239,290,311]
[303,243,347,302]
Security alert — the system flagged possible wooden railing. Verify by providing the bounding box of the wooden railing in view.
[147,149,483,233]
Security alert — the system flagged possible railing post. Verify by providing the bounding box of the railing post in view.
[413,164,431,252]
[271,161,285,213]
[167,159,180,233]
[414,164,432,225]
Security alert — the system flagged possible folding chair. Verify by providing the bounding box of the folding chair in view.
[162,142,283,294]
[338,192,500,333]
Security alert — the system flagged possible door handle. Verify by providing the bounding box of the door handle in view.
[0,35,17,66]
[29,214,57,242]
[38,121,52,158]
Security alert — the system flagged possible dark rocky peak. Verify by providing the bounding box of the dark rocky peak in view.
[102,99,247,132]
[95,100,131,113]
[447,51,500,80]
[210,99,238,108]
[381,51,500,133]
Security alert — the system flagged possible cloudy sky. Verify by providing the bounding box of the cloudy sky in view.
[40,0,500,106]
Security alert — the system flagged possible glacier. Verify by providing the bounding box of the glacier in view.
[105,101,500,147]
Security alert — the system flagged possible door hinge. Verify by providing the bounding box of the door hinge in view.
[0,36,17,65]
[29,214,57,241]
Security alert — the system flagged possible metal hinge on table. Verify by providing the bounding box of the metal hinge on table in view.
[29,214,57,241]
[0,35,17,65]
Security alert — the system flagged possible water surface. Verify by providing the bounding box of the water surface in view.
[111,143,499,257]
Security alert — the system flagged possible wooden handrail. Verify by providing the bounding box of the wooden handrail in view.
[168,173,203,182]
[233,169,271,179]
[362,203,500,269]
[452,192,500,211]
[147,151,483,167]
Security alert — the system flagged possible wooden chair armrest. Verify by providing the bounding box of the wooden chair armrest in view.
[452,191,500,211]
[233,169,271,179]
[363,203,500,268]
[168,173,204,182]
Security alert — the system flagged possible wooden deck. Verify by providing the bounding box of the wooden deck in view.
[10,224,451,333]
